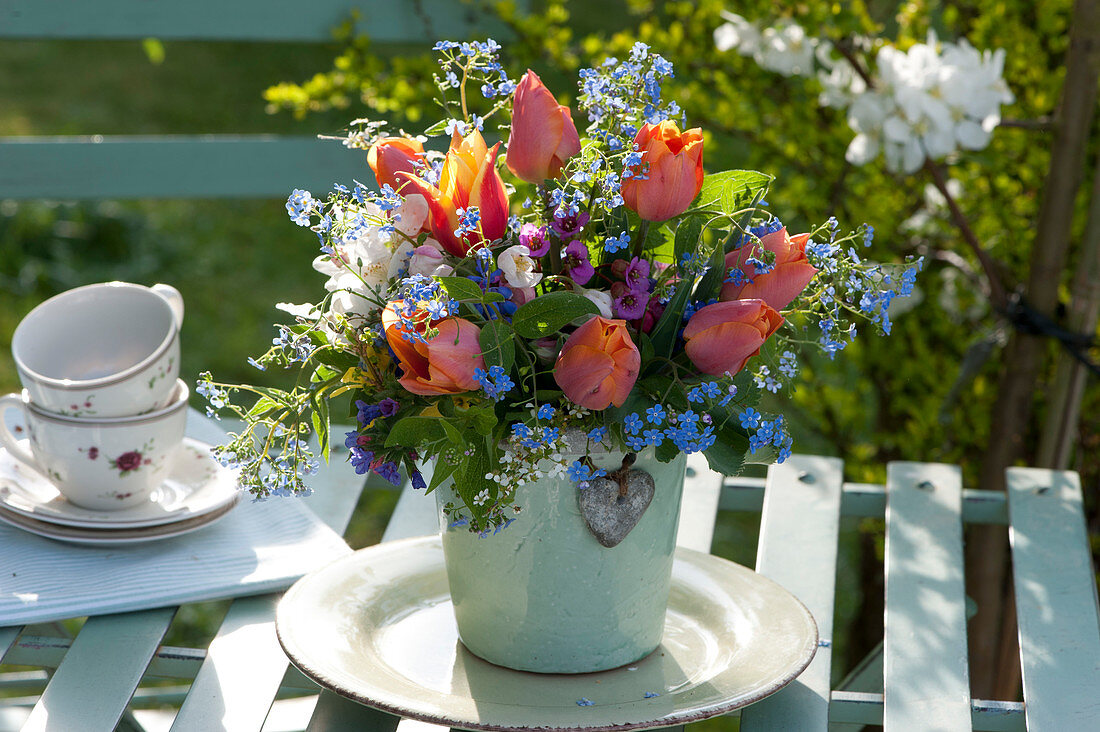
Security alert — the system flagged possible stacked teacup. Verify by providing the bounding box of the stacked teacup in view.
[0,282,188,511]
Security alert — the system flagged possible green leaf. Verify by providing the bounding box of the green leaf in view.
[454,437,497,526]
[424,118,451,136]
[655,438,680,463]
[647,277,694,361]
[427,459,457,493]
[703,427,749,476]
[464,406,499,436]
[673,215,704,267]
[436,276,487,301]
[439,418,465,445]
[479,319,515,371]
[384,416,446,448]
[511,291,599,338]
[310,397,330,460]
[692,233,729,303]
[247,396,282,418]
[691,170,772,217]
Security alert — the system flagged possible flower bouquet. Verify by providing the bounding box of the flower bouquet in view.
[201,39,920,671]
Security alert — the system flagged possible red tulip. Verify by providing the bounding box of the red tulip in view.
[682,300,783,376]
[367,136,425,192]
[621,120,704,222]
[553,316,640,410]
[721,228,819,310]
[396,128,509,256]
[506,70,582,183]
[382,302,485,395]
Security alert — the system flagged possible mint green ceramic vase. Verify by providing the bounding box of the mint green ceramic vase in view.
[436,440,688,674]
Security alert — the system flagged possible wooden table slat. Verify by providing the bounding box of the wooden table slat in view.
[882,462,971,731]
[1006,467,1100,729]
[739,455,843,731]
[20,608,175,732]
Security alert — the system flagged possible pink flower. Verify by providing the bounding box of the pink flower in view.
[721,228,819,311]
[518,223,550,257]
[554,316,640,410]
[682,300,783,376]
[506,70,582,183]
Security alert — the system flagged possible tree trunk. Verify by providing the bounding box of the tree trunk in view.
[967,0,1100,700]
[1036,154,1100,469]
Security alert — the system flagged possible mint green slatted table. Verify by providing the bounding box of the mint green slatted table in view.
[3,408,1099,730]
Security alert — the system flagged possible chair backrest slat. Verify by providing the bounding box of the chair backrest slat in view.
[1007,467,1100,729]
[0,0,492,42]
[0,136,370,199]
[883,462,971,731]
[739,455,844,731]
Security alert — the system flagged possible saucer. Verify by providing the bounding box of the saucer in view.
[0,438,240,528]
[0,498,238,545]
[277,535,818,731]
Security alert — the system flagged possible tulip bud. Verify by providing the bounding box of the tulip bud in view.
[506,70,582,183]
[682,300,783,376]
[621,121,704,222]
[721,228,819,310]
[554,316,640,409]
[367,136,425,192]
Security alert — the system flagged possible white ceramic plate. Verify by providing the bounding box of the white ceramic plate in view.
[276,535,818,731]
[0,498,238,545]
[0,438,239,528]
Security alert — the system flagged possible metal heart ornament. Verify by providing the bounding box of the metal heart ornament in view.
[577,468,656,548]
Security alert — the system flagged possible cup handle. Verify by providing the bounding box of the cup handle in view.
[152,283,185,328]
[0,394,39,472]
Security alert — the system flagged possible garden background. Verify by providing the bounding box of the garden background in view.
[1,0,1097,720]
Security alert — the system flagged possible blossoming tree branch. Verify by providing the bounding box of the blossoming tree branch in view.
[200,40,922,532]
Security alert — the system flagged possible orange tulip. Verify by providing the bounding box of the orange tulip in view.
[553,316,640,410]
[682,300,783,376]
[367,136,425,192]
[396,128,509,257]
[621,120,704,222]
[721,228,819,310]
[382,301,485,395]
[506,70,582,183]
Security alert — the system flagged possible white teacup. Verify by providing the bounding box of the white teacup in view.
[11,282,184,418]
[0,380,189,511]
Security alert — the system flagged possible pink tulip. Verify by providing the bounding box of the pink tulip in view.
[382,302,485,395]
[554,316,640,410]
[621,120,704,222]
[506,70,582,184]
[682,300,783,376]
[721,228,819,310]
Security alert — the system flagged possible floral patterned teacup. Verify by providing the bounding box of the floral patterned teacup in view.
[11,282,184,418]
[0,380,189,510]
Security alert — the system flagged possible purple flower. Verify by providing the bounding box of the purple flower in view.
[411,470,427,490]
[349,448,375,474]
[614,288,647,319]
[378,398,400,417]
[518,223,550,257]
[551,211,589,240]
[624,257,651,292]
[562,240,594,285]
[374,460,402,486]
[355,400,382,427]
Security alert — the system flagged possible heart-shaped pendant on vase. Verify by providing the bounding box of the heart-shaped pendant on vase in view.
[577,468,656,548]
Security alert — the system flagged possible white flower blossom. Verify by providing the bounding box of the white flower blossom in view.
[498,244,543,288]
